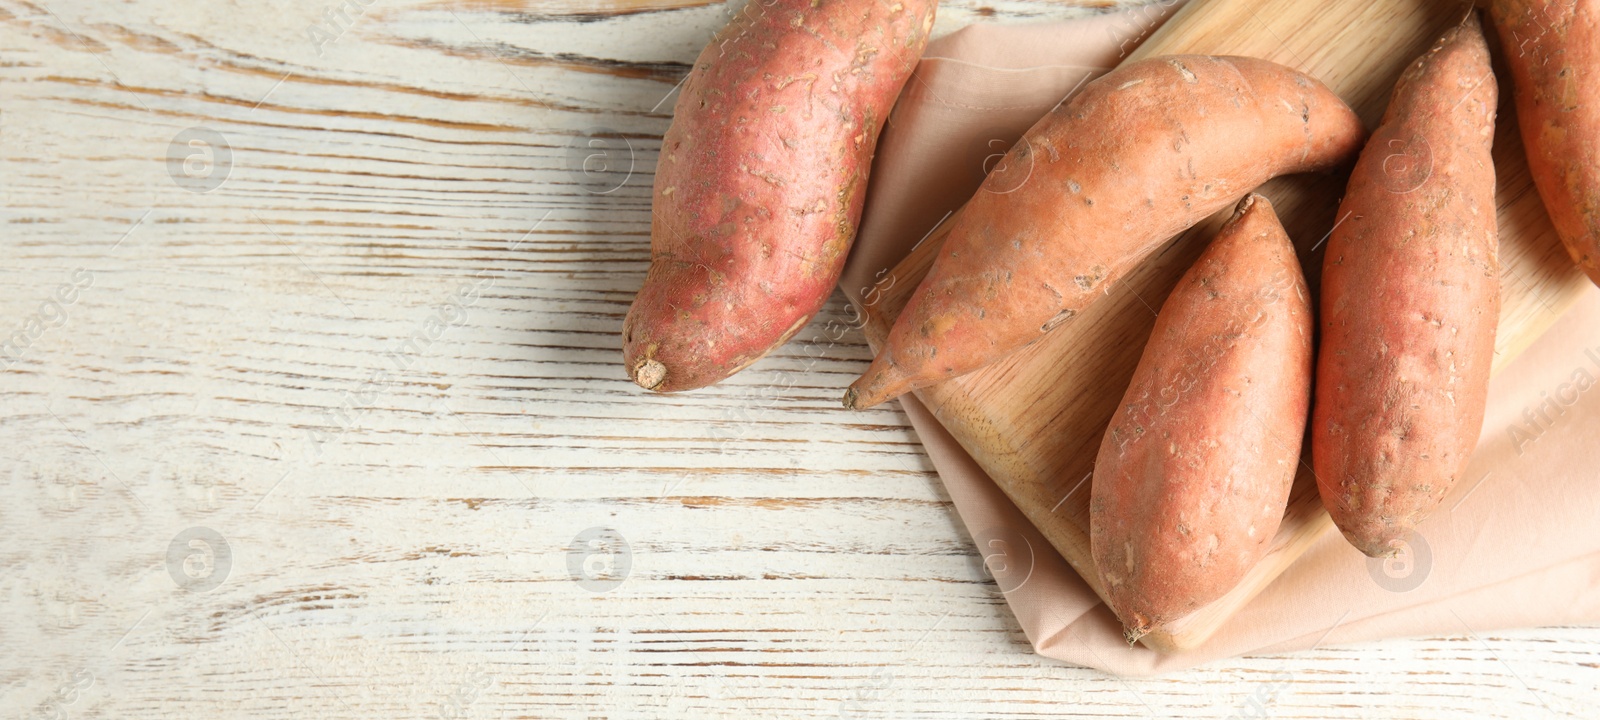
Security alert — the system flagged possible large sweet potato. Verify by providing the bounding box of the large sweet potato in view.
[1090,194,1312,643]
[843,55,1363,409]
[1491,0,1600,286]
[1313,16,1500,558]
[623,0,937,392]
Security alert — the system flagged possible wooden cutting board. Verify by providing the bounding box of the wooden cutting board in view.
[857,0,1592,653]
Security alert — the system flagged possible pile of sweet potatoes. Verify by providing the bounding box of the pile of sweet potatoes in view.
[623,2,1600,646]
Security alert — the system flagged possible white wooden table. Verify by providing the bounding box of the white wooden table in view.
[2,1,1596,717]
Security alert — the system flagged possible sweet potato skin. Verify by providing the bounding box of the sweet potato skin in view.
[1313,16,1499,559]
[623,0,936,392]
[1090,195,1312,641]
[844,55,1364,409]
[1491,0,1600,286]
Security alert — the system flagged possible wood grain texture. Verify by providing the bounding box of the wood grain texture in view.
[858,0,1591,653]
[0,0,1594,718]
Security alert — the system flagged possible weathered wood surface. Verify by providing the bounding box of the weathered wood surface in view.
[1,0,1595,717]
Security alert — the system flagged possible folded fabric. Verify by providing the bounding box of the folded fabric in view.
[838,1,1600,676]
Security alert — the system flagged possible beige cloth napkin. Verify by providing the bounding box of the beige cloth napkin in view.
[839,2,1600,676]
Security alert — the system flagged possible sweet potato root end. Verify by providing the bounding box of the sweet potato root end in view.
[843,356,909,410]
[631,357,669,392]
[1340,523,1410,560]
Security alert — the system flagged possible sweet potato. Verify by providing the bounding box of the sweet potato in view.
[843,55,1363,409]
[1090,194,1312,643]
[623,0,937,392]
[1491,0,1600,286]
[1313,16,1500,558]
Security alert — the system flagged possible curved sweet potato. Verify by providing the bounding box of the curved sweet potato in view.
[1090,194,1313,643]
[622,0,937,392]
[842,55,1363,409]
[1313,16,1500,558]
[1491,0,1600,286]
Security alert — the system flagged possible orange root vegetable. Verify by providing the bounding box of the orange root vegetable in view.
[1491,0,1600,286]
[1090,194,1313,643]
[843,55,1364,409]
[1313,15,1500,559]
[623,0,937,392]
